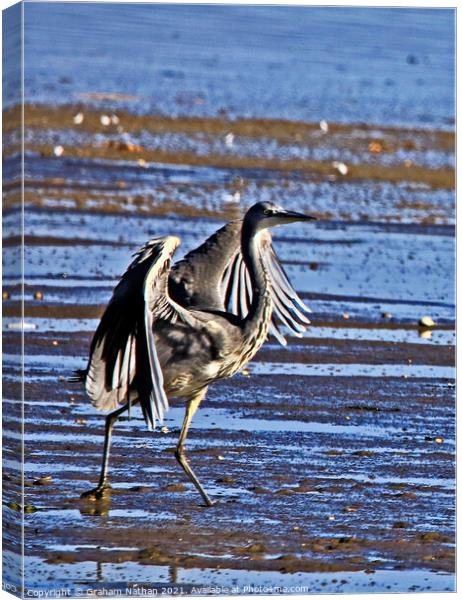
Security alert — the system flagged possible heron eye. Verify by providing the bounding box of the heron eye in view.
[263,209,271,215]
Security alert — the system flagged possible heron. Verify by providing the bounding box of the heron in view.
[78,201,316,506]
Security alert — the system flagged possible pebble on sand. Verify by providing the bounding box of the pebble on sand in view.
[73,112,84,125]
[223,191,241,204]
[245,543,265,554]
[332,161,348,176]
[106,140,143,152]
[34,475,52,486]
[419,316,436,328]
[100,114,111,126]
[368,141,383,153]
[34,291,44,300]
[319,119,329,133]
[53,145,64,157]
[224,132,235,147]
[164,483,186,492]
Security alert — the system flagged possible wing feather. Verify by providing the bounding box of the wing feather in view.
[268,321,288,346]
[221,233,312,342]
[142,236,203,429]
[229,254,241,317]
[84,236,189,430]
[238,257,249,318]
[263,244,312,322]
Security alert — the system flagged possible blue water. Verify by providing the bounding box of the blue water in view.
[17,2,455,127]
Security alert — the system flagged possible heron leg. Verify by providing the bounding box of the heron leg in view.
[81,403,129,500]
[174,390,213,507]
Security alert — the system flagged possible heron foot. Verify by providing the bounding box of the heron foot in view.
[80,483,111,501]
[202,497,215,508]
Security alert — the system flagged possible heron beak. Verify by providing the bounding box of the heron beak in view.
[278,209,317,222]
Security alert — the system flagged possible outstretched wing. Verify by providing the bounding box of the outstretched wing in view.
[223,231,312,346]
[170,219,311,345]
[142,236,201,428]
[169,219,242,309]
[84,236,190,429]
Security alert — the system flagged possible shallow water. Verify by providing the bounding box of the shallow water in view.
[18,4,455,128]
[14,553,455,596]
[4,547,455,594]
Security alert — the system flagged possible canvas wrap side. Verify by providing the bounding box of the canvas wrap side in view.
[3,2,25,598]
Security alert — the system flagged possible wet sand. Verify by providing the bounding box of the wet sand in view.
[2,102,455,595]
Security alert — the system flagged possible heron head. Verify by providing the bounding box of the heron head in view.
[244,201,317,231]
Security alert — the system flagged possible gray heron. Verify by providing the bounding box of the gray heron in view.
[78,201,316,506]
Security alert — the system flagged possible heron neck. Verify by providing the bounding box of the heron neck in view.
[241,222,271,330]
